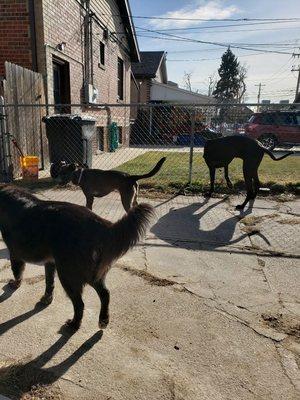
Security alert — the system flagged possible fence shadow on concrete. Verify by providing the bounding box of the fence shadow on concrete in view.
[150,197,270,252]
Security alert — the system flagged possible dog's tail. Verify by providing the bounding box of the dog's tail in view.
[263,148,294,161]
[104,203,154,263]
[130,157,166,181]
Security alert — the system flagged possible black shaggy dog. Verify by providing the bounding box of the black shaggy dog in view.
[0,185,153,330]
[203,136,293,210]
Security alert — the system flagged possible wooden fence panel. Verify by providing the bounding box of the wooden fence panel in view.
[4,62,48,177]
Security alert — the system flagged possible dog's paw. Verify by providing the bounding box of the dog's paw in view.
[98,318,109,329]
[235,204,245,210]
[65,319,81,331]
[39,293,53,306]
[8,279,22,289]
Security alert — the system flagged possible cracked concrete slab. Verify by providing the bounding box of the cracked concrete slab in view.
[0,265,299,400]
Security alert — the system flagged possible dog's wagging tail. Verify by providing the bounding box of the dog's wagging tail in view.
[0,185,154,330]
[130,157,166,181]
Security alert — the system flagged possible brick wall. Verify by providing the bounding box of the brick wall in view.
[38,0,134,151]
[0,0,33,76]
[1,0,135,152]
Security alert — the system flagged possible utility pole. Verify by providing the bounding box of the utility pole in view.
[292,51,300,102]
[208,76,213,96]
[255,83,266,111]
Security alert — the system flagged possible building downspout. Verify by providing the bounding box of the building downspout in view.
[84,0,91,102]
[28,0,38,71]
[89,14,94,86]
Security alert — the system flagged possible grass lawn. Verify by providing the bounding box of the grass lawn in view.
[116,151,300,195]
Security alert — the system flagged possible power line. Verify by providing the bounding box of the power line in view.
[167,55,288,62]
[102,14,300,22]
[135,28,294,55]
[263,58,293,82]
[135,20,300,32]
[115,25,300,36]
[136,28,299,46]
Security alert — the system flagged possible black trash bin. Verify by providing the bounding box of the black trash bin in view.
[43,114,96,173]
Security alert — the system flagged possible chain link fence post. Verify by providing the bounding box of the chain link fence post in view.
[0,96,12,182]
[188,107,196,185]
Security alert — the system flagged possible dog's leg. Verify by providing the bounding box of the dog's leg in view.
[120,187,135,212]
[132,183,139,207]
[58,272,84,330]
[9,259,25,289]
[92,277,110,329]
[236,163,254,210]
[253,172,260,198]
[205,166,215,197]
[85,195,94,210]
[224,165,233,189]
[39,262,56,305]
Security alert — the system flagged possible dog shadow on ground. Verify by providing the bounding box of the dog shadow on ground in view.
[0,247,9,260]
[0,302,50,335]
[0,328,102,398]
[0,283,19,304]
[151,197,269,251]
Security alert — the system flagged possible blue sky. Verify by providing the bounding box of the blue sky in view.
[129,0,300,102]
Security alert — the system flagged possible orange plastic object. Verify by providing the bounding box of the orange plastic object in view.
[20,156,39,180]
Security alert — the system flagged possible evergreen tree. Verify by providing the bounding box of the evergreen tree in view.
[213,47,240,102]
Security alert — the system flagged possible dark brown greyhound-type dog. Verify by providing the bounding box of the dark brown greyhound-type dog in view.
[203,135,293,210]
[57,157,166,212]
[0,185,153,330]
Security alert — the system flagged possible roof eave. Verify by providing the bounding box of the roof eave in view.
[133,73,156,79]
[119,0,140,62]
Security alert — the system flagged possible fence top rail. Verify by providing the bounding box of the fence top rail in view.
[2,102,300,108]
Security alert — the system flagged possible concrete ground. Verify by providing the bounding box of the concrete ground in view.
[0,190,300,399]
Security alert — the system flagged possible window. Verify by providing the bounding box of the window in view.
[99,41,105,67]
[274,113,294,126]
[261,114,275,125]
[117,57,124,100]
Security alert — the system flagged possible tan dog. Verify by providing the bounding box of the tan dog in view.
[57,157,166,211]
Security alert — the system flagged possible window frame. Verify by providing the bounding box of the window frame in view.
[99,41,105,69]
[117,57,124,101]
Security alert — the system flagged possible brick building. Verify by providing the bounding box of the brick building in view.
[0,0,140,150]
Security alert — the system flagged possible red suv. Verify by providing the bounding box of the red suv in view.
[244,111,300,150]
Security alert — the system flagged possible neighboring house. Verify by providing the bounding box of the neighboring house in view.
[130,51,215,145]
[151,81,215,104]
[0,0,140,150]
[131,51,214,105]
[131,51,168,103]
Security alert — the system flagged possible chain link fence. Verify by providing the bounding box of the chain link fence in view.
[0,100,299,218]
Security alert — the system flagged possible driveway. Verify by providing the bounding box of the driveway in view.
[0,191,299,399]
